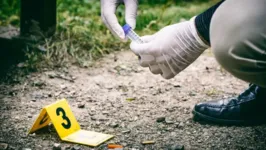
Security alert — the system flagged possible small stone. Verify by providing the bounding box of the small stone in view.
[65,146,71,150]
[165,119,175,124]
[48,73,55,78]
[168,144,184,150]
[91,117,96,120]
[121,142,128,146]
[21,134,27,138]
[102,111,109,115]
[89,112,95,116]
[182,99,187,101]
[110,122,119,128]
[32,81,45,87]
[78,104,85,108]
[173,84,181,88]
[53,143,61,150]
[156,117,166,123]
[122,129,131,134]
[99,117,109,121]
[0,142,8,150]
[178,122,184,128]
[113,54,118,62]
[55,92,61,97]
[69,90,76,95]
[166,107,176,112]
[29,133,36,137]
[32,92,43,99]
[95,121,101,126]
[71,145,81,150]
[60,84,67,90]
[197,139,202,143]
[22,148,32,150]
[189,92,196,96]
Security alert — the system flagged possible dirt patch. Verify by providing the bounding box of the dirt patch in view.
[1,50,266,150]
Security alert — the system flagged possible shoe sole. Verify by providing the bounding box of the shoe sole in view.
[192,109,264,126]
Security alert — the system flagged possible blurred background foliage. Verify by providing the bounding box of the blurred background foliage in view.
[0,0,218,70]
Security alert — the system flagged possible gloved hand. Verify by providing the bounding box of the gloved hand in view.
[101,0,138,39]
[130,17,210,79]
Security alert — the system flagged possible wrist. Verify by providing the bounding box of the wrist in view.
[189,16,210,48]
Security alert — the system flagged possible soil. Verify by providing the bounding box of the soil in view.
[1,50,266,150]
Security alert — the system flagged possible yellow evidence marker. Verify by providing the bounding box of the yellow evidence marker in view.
[28,99,114,147]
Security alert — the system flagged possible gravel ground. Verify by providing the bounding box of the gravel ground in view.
[1,50,266,150]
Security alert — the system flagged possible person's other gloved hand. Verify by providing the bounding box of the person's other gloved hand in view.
[130,17,210,79]
[101,0,138,39]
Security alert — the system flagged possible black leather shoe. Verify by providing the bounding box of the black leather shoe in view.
[193,84,266,125]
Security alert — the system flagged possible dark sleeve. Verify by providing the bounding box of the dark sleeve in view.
[195,0,225,45]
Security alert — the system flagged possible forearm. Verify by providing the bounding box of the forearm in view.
[195,0,225,45]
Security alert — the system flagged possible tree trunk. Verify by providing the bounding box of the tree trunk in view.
[20,0,56,38]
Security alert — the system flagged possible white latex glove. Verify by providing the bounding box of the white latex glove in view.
[130,17,210,79]
[101,0,138,39]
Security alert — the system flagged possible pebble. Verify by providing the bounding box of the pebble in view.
[48,73,55,78]
[173,84,181,88]
[189,92,196,96]
[48,93,53,97]
[0,142,8,150]
[102,111,109,115]
[178,122,184,128]
[21,134,28,138]
[156,117,166,123]
[197,139,202,143]
[32,81,45,87]
[95,121,101,126]
[168,144,184,150]
[64,146,71,150]
[71,145,81,150]
[121,142,128,146]
[122,129,131,134]
[165,119,175,124]
[32,93,43,99]
[22,148,32,150]
[29,133,36,137]
[53,143,61,150]
[166,107,176,112]
[60,85,67,90]
[110,122,119,128]
[99,117,108,121]
[78,103,85,108]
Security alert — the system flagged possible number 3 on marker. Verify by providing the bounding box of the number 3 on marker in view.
[56,107,71,129]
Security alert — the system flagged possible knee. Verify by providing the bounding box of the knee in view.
[210,0,266,69]
[209,0,266,86]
